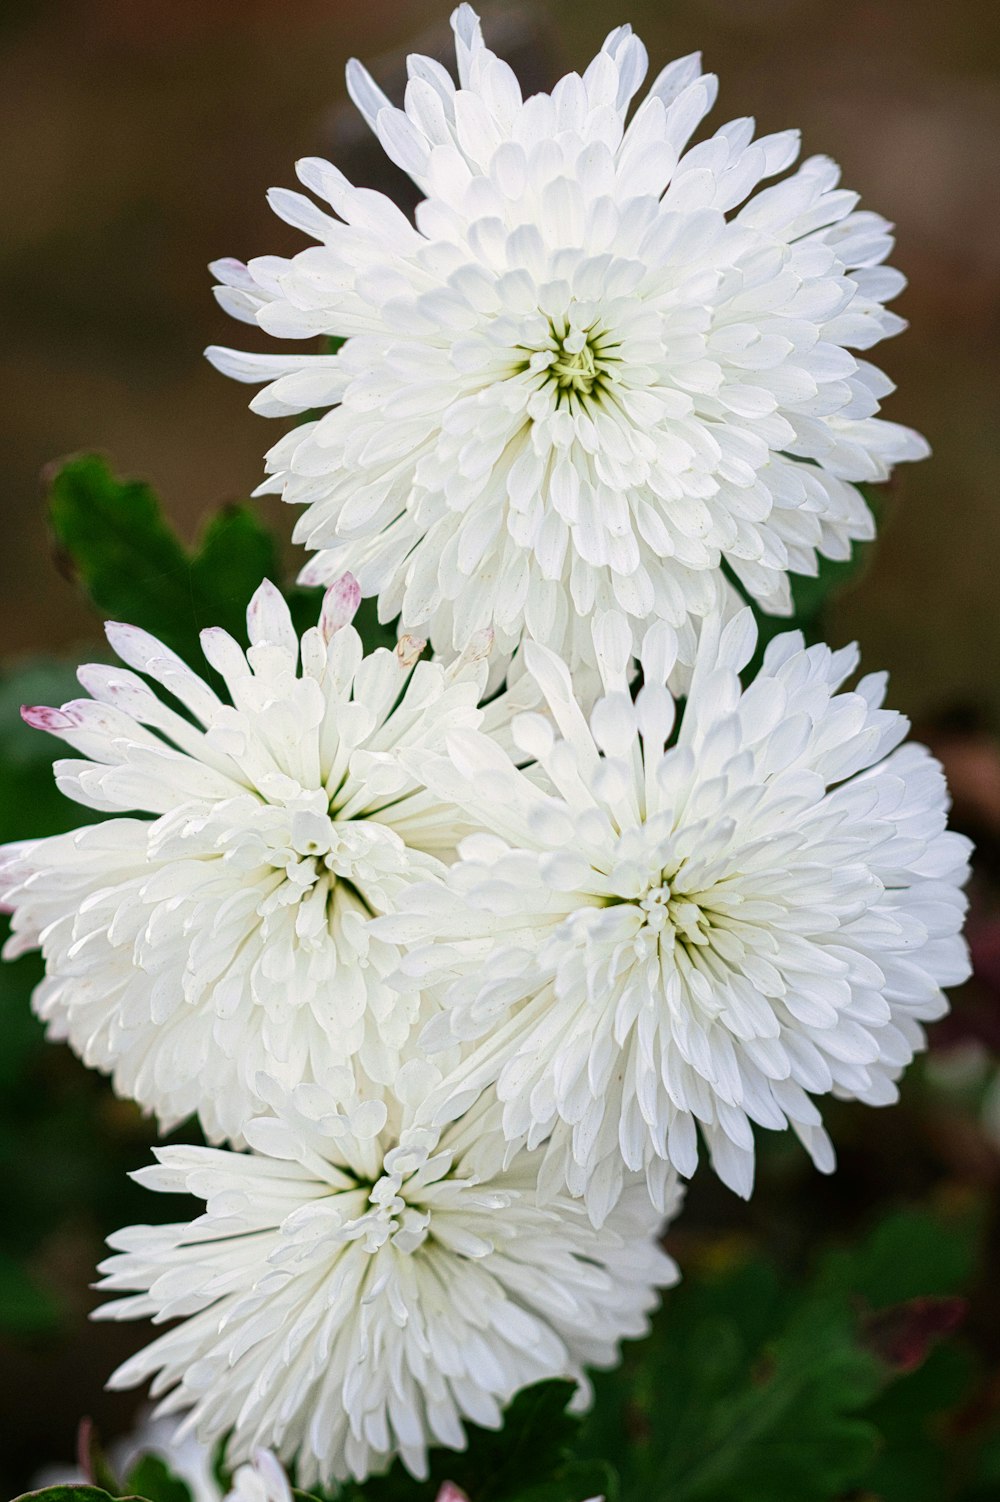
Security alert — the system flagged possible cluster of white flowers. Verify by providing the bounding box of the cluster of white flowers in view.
[2,6,970,1497]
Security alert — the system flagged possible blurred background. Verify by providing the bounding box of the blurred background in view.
[1,0,999,1494]
[3,0,1000,711]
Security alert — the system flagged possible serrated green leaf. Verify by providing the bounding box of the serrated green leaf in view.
[47,455,401,675]
[452,1380,580,1502]
[816,1208,979,1309]
[666,1304,879,1502]
[617,1269,880,1502]
[187,506,280,636]
[863,1341,975,1502]
[47,454,279,671]
[11,1490,146,1502]
[589,1207,985,1502]
[123,1456,193,1502]
[335,1380,583,1502]
[513,1457,619,1502]
[209,1434,233,1498]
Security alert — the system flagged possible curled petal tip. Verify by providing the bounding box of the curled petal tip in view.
[396,634,427,669]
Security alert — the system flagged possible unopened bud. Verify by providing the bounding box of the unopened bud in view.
[320,573,362,640]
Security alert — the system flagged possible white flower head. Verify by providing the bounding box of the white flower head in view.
[95,1063,678,1487]
[379,610,972,1221]
[209,6,926,678]
[0,577,504,1142]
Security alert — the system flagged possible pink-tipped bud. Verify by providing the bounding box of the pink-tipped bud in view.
[21,704,72,734]
[434,1486,469,1502]
[320,573,362,641]
[396,634,426,669]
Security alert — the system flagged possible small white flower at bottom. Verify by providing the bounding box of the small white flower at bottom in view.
[95,1064,679,1487]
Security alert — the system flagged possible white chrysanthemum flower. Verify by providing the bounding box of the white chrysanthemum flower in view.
[208,5,926,677]
[0,577,506,1142]
[95,1063,678,1487]
[378,611,971,1220]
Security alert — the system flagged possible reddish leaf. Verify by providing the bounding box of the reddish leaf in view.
[861,1297,967,1373]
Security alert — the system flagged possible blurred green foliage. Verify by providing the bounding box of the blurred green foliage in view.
[0,656,156,1340]
[582,1208,985,1502]
[119,1459,192,1502]
[16,1210,999,1502]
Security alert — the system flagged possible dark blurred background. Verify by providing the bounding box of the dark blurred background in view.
[1,0,999,1492]
[2,0,999,714]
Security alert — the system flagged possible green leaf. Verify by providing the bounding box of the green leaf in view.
[816,1208,979,1309]
[619,1267,880,1502]
[863,1341,975,1502]
[46,454,400,673]
[77,1422,123,1501]
[442,1379,581,1502]
[513,1457,620,1502]
[11,1490,147,1502]
[48,453,280,671]
[583,1207,986,1502]
[667,1304,879,1502]
[209,1434,233,1498]
[335,1380,587,1502]
[187,506,280,631]
[963,1425,1000,1502]
[123,1456,193,1502]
